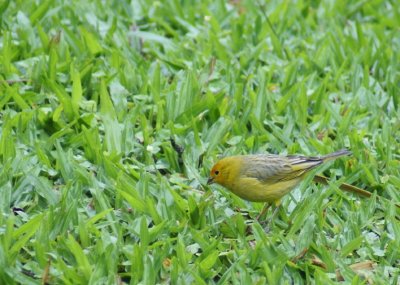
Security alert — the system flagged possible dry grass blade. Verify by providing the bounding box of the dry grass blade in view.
[336,260,376,283]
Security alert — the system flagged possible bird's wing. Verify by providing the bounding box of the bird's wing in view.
[240,154,323,183]
[286,155,323,172]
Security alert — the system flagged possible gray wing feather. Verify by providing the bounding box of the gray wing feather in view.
[240,154,323,183]
[240,155,294,183]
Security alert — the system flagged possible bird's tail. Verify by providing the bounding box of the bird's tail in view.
[289,149,351,173]
[321,149,352,162]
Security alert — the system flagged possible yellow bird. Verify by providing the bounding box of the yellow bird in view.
[207,149,367,222]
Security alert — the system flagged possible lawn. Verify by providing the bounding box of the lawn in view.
[0,0,399,284]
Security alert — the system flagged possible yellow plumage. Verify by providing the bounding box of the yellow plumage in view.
[208,149,352,203]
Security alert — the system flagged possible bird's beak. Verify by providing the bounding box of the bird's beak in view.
[207,177,214,185]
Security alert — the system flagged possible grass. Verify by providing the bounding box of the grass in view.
[0,0,400,284]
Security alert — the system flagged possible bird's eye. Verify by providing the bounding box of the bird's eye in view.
[214,170,219,175]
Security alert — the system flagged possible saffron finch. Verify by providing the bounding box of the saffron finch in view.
[208,149,358,222]
[207,149,351,203]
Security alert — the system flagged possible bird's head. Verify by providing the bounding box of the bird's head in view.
[207,156,241,187]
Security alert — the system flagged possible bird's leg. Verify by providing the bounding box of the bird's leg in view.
[256,203,271,221]
[246,203,271,235]
[267,203,281,225]
[260,200,281,232]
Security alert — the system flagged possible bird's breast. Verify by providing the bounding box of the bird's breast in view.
[229,176,302,202]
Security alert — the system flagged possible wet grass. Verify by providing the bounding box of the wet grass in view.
[0,0,399,284]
